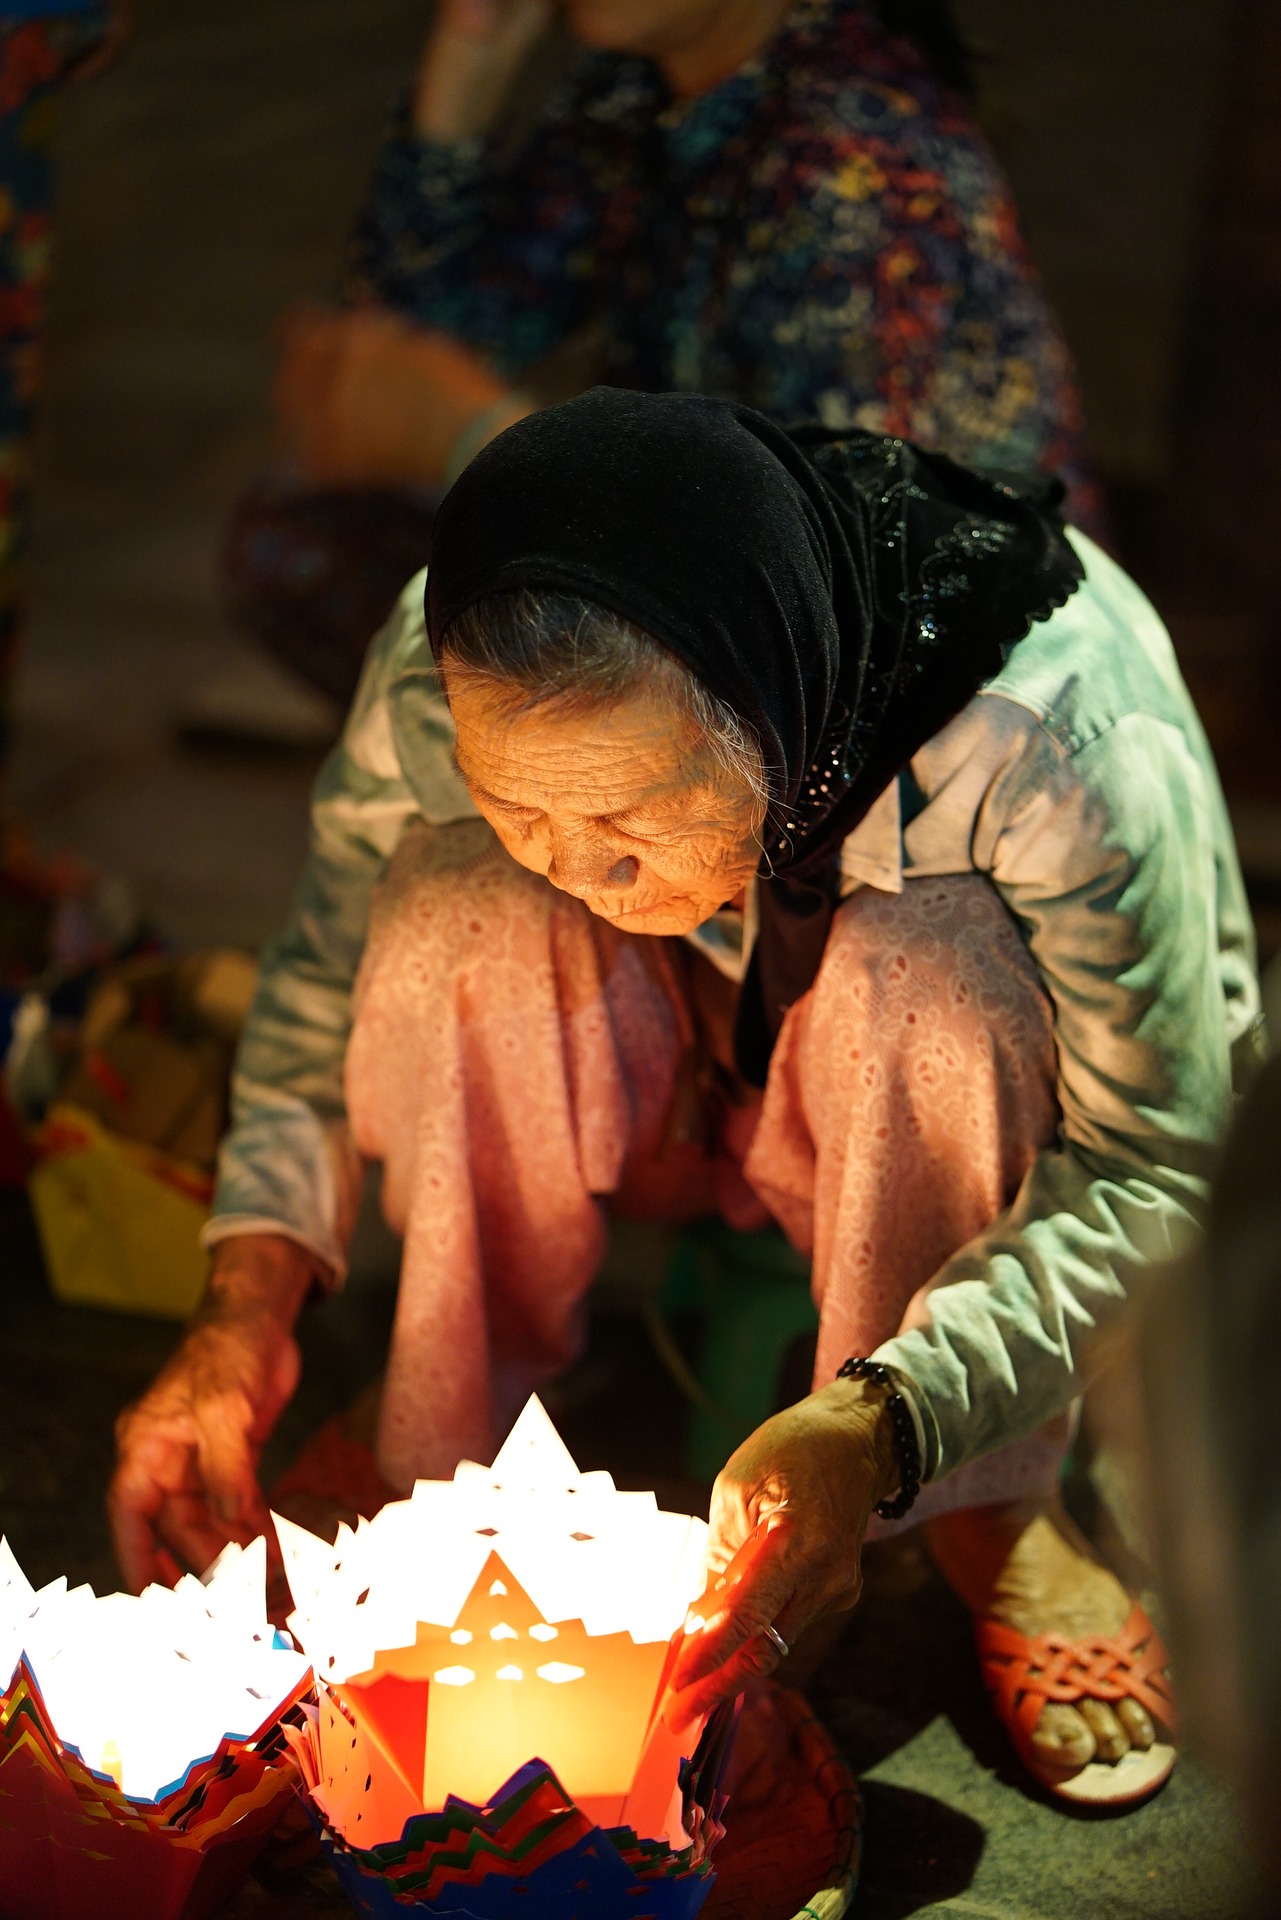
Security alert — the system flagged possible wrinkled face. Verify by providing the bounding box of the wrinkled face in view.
[445,665,763,937]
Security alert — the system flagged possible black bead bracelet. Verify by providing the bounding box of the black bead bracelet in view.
[836,1356,922,1520]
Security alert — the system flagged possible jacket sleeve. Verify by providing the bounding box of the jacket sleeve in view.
[205,574,452,1279]
[873,710,1251,1477]
[347,81,607,377]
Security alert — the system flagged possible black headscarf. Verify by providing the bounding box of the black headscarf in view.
[426,387,1083,1084]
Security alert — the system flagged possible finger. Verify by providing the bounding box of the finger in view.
[108,1477,167,1594]
[107,1437,188,1593]
[195,1399,261,1527]
[762,1577,843,1655]
[666,1577,828,1733]
[152,1544,186,1589]
[704,1476,754,1577]
[671,1520,802,1693]
[156,1495,256,1580]
[666,1624,789,1733]
[238,1486,282,1559]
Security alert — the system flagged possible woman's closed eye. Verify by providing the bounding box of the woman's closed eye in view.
[477,792,541,824]
[596,809,681,841]
[480,793,678,841]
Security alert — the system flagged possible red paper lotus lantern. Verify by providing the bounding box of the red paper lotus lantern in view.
[0,1536,311,1920]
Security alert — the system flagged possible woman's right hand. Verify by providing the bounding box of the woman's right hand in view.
[414,0,553,143]
[664,1376,898,1731]
[107,1234,319,1593]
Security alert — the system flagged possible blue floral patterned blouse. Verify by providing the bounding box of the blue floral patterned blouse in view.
[351,0,1101,528]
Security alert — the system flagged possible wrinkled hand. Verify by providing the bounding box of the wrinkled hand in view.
[108,1236,317,1592]
[275,307,521,489]
[665,1379,898,1729]
[414,0,553,142]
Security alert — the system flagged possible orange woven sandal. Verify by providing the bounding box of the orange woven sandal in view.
[976,1602,1178,1805]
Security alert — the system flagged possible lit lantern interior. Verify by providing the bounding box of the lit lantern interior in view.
[0,1535,310,1801]
[275,1396,711,1846]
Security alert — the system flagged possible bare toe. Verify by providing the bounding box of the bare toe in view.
[1031,1702,1096,1768]
[1116,1697,1155,1750]
[1078,1699,1130,1762]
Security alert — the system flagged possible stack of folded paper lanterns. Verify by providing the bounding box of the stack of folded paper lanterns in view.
[0,1535,311,1920]
[276,1396,730,1919]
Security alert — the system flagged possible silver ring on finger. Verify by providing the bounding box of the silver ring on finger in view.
[761,1622,790,1660]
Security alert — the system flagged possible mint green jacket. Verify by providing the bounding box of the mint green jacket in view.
[208,533,1262,1481]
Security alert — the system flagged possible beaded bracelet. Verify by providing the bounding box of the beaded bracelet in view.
[835,1356,922,1520]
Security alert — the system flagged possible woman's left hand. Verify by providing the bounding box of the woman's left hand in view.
[665,1377,899,1730]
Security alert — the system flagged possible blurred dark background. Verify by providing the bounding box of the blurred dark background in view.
[10,0,1281,959]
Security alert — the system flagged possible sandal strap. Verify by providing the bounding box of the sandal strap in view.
[976,1603,1178,1745]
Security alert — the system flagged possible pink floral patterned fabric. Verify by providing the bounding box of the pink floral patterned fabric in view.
[346,820,1068,1516]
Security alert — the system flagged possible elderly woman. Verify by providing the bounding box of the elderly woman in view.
[112,390,1257,1808]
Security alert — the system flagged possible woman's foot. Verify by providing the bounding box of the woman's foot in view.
[927,1498,1165,1769]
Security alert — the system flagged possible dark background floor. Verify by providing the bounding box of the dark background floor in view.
[0,1,1270,1914]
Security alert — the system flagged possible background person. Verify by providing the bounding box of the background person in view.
[230,0,1101,710]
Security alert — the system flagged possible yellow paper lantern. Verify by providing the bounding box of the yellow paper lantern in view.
[275,1396,711,1850]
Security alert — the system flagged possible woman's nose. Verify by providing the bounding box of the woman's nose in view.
[547,836,638,897]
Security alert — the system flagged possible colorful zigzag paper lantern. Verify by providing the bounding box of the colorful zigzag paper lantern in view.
[275,1395,729,1916]
[0,1535,311,1920]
